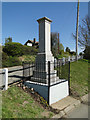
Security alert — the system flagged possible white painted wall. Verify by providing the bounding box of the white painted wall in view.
[49,81,69,105]
[24,80,69,105]
[27,43,32,46]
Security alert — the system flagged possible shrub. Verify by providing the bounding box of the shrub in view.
[3,42,23,57]
[3,42,38,57]
[83,46,90,60]
[23,45,38,55]
[2,52,9,61]
[2,56,22,67]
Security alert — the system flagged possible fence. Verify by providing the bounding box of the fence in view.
[0,66,23,90]
[22,62,35,82]
[23,60,70,85]
[0,55,83,91]
[23,58,70,104]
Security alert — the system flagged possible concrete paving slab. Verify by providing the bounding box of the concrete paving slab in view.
[51,96,80,111]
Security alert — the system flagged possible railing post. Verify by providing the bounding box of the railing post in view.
[48,61,50,105]
[68,61,70,95]
[22,62,24,84]
[3,68,8,90]
[29,62,30,80]
[59,61,60,78]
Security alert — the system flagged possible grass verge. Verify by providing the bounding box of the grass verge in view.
[2,86,54,118]
[70,59,89,97]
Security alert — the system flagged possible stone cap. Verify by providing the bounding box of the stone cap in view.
[37,17,52,23]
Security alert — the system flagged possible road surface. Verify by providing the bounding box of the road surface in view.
[0,66,23,87]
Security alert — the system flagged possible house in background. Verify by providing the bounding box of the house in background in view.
[24,38,39,48]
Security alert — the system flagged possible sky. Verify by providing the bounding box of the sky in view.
[2,2,88,53]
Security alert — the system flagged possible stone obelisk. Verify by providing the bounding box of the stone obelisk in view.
[32,17,59,84]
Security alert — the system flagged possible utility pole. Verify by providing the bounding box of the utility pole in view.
[58,33,60,54]
[76,0,79,61]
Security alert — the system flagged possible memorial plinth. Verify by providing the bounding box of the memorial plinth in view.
[25,17,69,105]
[31,17,59,84]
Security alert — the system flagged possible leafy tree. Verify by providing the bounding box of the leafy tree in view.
[79,52,83,56]
[59,43,64,51]
[5,37,12,44]
[59,43,64,55]
[83,46,90,60]
[3,42,23,56]
[65,47,70,53]
[23,45,38,55]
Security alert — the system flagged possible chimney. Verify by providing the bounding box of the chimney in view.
[33,38,36,43]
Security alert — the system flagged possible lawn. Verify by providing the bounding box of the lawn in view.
[70,59,89,97]
[0,91,2,119]
[2,86,54,118]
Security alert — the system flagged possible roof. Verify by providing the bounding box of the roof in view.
[24,40,33,45]
[24,40,39,46]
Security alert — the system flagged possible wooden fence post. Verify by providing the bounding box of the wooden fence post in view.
[3,68,8,90]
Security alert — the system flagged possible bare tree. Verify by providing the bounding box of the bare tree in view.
[73,15,90,47]
[51,32,64,57]
[51,32,58,57]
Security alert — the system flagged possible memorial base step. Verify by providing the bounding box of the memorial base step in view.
[30,76,65,85]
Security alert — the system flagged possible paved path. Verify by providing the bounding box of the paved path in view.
[64,103,88,118]
[0,65,34,87]
[8,66,23,84]
[52,94,89,119]
[52,96,81,118]
[65,93,90,119]
[51,96,81,111]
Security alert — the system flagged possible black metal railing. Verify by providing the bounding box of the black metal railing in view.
[22,62,35,81]
[22,59,70,85]
[54,58,70,81]
[22,59,70,104]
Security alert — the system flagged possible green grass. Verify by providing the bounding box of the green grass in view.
[0,91,2,119]
[55,63,69,80]
[55,59,89,97]
[2,86,54,118]
[70,59,89,97]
